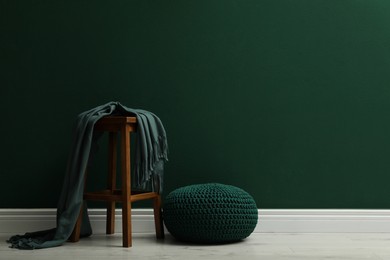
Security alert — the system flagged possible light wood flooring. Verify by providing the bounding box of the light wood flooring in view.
[2,232,390,259]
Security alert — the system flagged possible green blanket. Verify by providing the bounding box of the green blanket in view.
[7,102,168,249]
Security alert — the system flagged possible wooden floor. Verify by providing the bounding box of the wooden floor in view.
[3,233,390,259]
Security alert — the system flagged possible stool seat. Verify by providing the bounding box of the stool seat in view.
[69,116,164,247]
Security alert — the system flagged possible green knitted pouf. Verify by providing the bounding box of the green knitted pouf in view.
[163,183,258,244]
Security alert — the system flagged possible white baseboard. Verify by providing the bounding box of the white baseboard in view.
[259,209,390,233]
[2,209,390,234]
[0,208,157,234]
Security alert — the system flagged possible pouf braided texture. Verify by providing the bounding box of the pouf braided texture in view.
[163,183,258,244]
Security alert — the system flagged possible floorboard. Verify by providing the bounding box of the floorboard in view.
[2,233,390,260]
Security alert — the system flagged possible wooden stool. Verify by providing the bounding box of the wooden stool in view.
[69,116,164,247]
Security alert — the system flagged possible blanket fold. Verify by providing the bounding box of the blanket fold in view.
[7,102,168,249]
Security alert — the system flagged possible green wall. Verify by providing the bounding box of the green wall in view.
[2,0,390,208]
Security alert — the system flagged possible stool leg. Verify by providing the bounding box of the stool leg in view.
[69,203,83,242]
[121,126,132,247]
[107,132,117,235]
[69,171,88,242]
[153,195,165,239]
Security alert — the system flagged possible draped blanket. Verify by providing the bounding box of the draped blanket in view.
[7,102,168,249]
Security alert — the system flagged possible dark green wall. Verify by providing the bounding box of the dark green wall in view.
[2,0,390,208]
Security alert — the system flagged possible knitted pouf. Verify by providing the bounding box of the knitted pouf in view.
[163,183,258,244]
